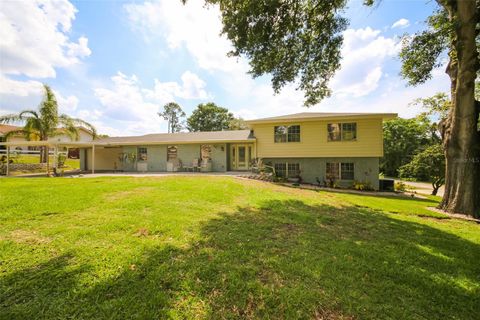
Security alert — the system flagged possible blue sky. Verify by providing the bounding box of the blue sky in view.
[0,0,449,136]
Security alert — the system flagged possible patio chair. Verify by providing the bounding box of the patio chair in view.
[192,158,200,172]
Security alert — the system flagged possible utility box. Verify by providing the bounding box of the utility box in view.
[379,179,394,191]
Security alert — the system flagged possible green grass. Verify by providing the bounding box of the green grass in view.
[0,176,479,319]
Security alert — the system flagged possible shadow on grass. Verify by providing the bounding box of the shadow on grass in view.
[1,200,479,319]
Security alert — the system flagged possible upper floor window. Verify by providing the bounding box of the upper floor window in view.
[274,125,300,143]
[138,147,147,161]
[327,122,357,141]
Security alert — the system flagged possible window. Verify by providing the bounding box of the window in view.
[287,125,300,142]
[342,123,357,141]
[326,162,355,180]
[327,124,341,141]
[274,163,287,177]
[326,162,340,180]
[167,146,177,161]
[274,126,287,143]
[327,123,357,141]
[287,163,301,177]
[274,162,300,178]
[201,145,212,161]
[341,163,354,180]
[274,125,300,143]
[138,147,147,161]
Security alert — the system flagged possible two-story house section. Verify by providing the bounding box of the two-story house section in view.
[245,112,397,189]
[3,112,396,189]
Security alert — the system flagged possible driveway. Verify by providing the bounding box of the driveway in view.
[394,179,444,197]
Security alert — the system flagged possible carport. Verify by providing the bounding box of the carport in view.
[0,140,97,176]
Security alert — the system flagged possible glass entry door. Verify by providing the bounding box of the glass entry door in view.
[230,144,252,170]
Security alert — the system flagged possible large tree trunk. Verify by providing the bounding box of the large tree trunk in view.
[439,0,480,218]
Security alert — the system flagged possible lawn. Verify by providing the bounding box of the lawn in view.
[0,176,479,319]
[12,154,80,169]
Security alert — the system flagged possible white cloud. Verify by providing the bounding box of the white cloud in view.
[0,0,91,78]
[54,90,79,113]
[391,18,410,29]
[0,74,80,115]
[0,75,43,97]
[144,71,210,101]
[124,0,246,73]
[93,71,210,135]
[331,27,400,97]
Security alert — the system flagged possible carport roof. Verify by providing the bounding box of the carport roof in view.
[95,129,254,145]
[0,129,255,147]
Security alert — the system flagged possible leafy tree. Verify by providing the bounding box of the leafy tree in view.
[229,117,248,130]
[187,103,235,132]
[196,0,478,217]
[409,93,453,144]
[399,144,445,196]
[0,84,96,163]
[382,117,431,177]
[399,3,479,217]
[410,92,452,121]
[158,102,186,133]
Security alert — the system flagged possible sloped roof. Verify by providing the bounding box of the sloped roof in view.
[96,130,254,145]
[0,124,21,135]
[246,112,397,124]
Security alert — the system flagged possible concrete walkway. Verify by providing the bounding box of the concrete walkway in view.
[72,171,247,178]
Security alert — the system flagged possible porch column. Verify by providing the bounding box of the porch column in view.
[53,145,58,169]
[92,144,95,174]
[6,146,9,176]
[46,144,50,176]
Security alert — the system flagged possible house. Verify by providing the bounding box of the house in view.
[0,124,94,152]
[76,112,395,189]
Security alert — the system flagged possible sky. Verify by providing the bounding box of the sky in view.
[0,0,449,136]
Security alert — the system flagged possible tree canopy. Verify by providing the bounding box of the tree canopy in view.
[381,116,432,177]
[187,103,235,132]
[158,102,186,133]
[399,144,445,196]
[204,0,347,106]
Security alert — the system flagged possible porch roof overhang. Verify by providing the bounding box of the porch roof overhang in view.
[0,139,255,148]
[0,140,95,148]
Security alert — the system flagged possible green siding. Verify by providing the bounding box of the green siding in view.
[177,144,200,167]
[122,146,137,171]
[146,145,167,171]
[111,144,228,172]
[263,157,380,190]
[210,144,227,172]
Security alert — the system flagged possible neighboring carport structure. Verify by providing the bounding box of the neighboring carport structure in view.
[0,140,97,176]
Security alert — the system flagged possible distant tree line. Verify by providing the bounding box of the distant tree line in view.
[158,102,247,133]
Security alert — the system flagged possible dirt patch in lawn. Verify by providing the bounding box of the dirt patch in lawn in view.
[103,187,157,201]
[427,207,480,222]
[3,229,51,245]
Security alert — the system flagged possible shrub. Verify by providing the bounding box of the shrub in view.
[395,181,407,192]
[353,181,374,191]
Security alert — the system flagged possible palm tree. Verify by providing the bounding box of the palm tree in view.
[0,84,96,163]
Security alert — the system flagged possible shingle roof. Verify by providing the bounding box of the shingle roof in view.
[96,130,254,145]
[0,124,21,135]
[246,112,397,123]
